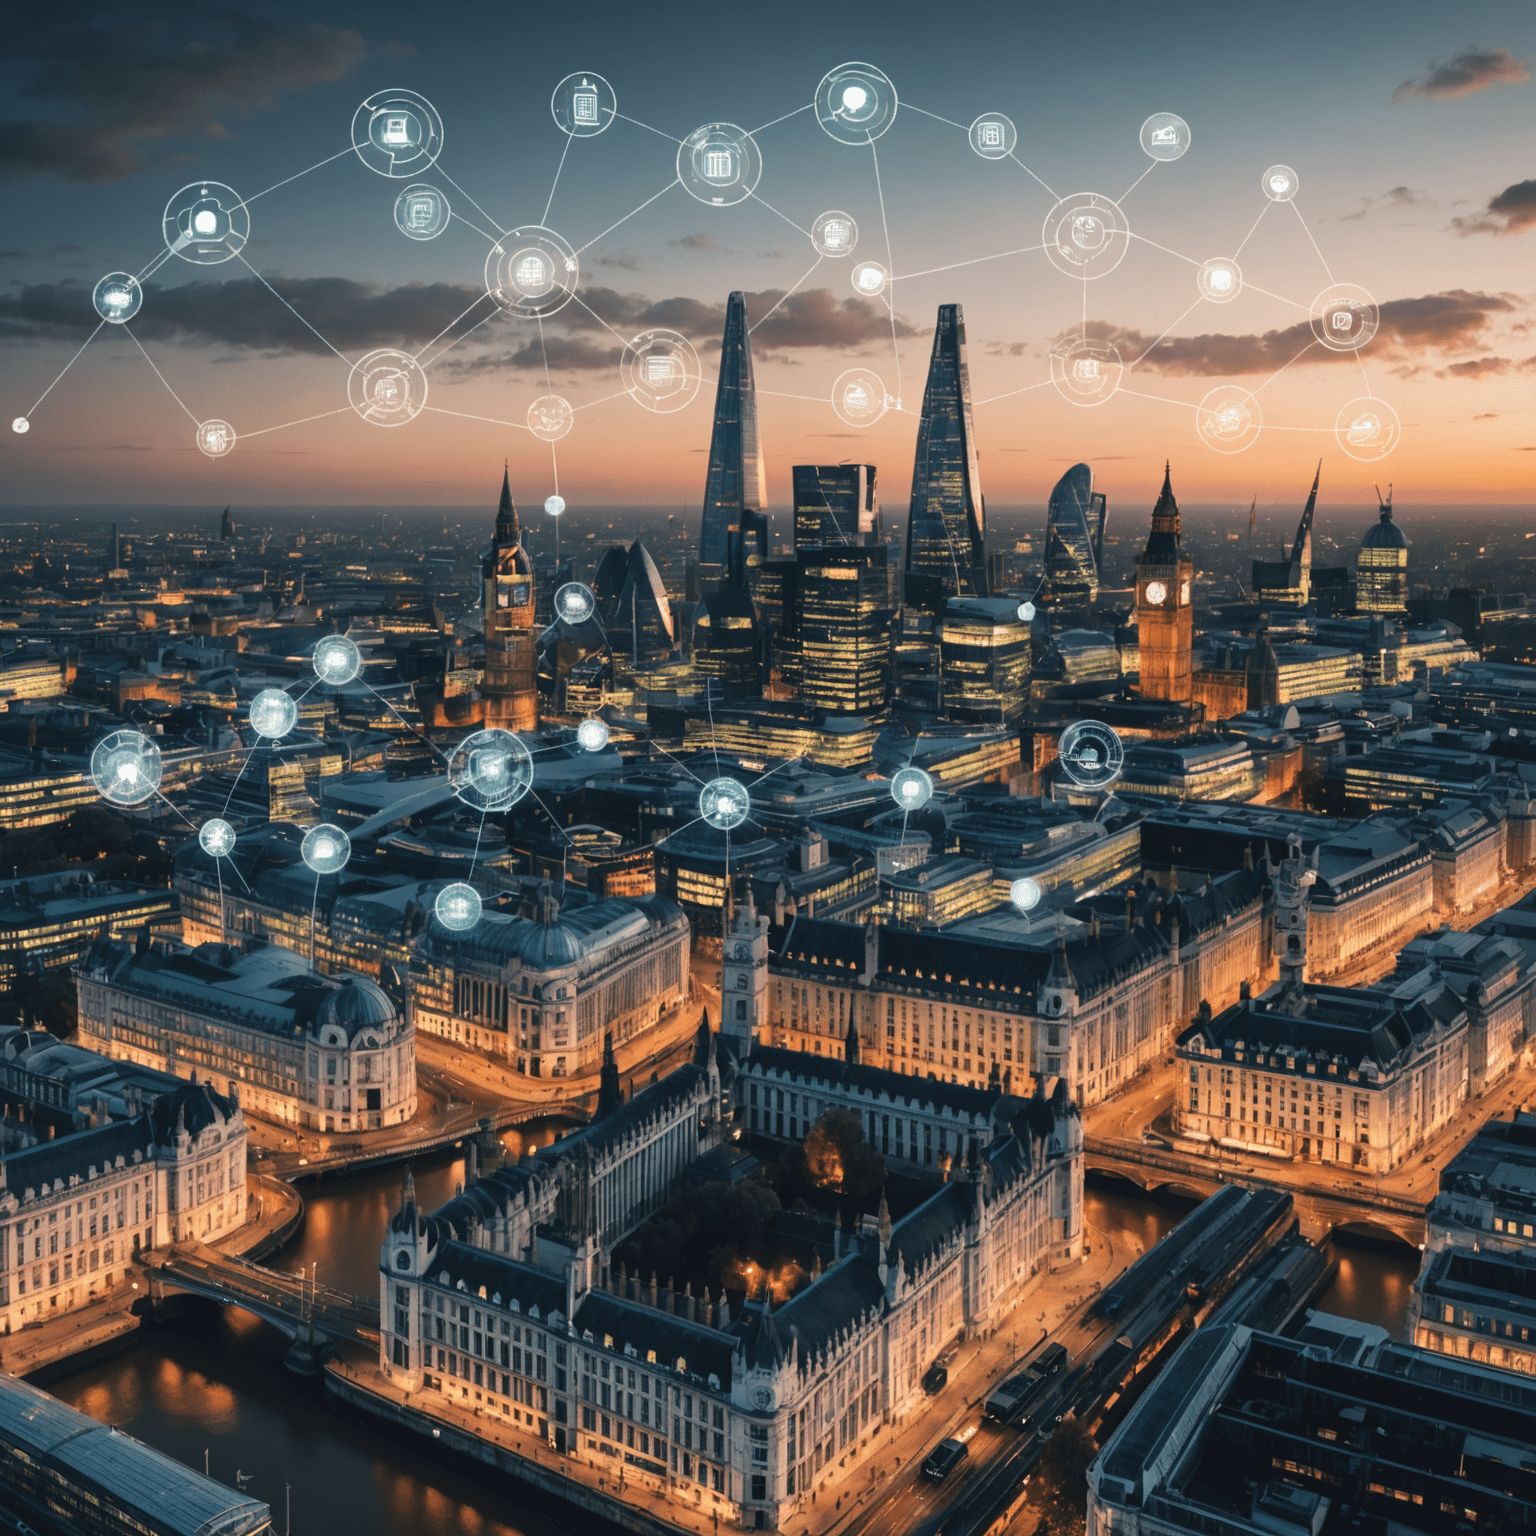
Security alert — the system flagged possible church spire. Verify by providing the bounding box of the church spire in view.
[496,463,520,546]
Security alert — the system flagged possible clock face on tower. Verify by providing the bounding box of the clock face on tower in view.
[1145,580,1167,606]
[1180,579,1191,605]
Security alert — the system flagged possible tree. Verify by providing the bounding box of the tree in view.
[798,1108,885,1203]
[1033,1418,1098,1536]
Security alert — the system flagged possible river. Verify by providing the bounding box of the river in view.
[41,1163,1420,1534]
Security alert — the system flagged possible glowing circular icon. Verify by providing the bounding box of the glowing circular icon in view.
[91,730,162,807]
[969,113,1016,160]
[348,350,428,427]
[1197,258,1242,304]
[851,261,889,299]
[812,210,858,258]
[1050,339,1123,408]
[1018,600,1036,622]
[526,395,574,442]
[487,227,579,319]
[1310,284,1378,352]
[555,581,596,625]
[163,182,249,265]
[249,688,297,739]
[699,777,750,831]
[621,330,702,414]
[1057,720,1124,790]
[1010,877,1042,913]
[352,89,444,178]
[435,882,483,932]
[815,62,898,144]
[544,495,566,516]
[196,420,236,457]
[576,718,610,752]
[1140,113,1191,162]
[93,273,142,324]
[393,183,450,241]
[1043,193,1130,279]
[1334,397,1401,462]
[449,729,534,813]
[890,766,934,811]
[1195,386,1263,454]
[832,367,889,428]
[313,635,362,685]
[678,124,762,206]
[11,419,28,434]
[551,72,616,138]
[1262,165,1298,202]
[199,818,236,859]
[302,823,352,875]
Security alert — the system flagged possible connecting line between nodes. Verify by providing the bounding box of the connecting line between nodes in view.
[221,742,261,818]
[134,248,176,283]
[435,169,506,237]
[240,406,355,440]
[1127,296,1208,371]
[151,786,198,831]
[1116,386,1193,409]
[614,113,682,145]
[563,289,633,346]
[1127,231,1201,267]
[121,326,201,425]
[360,677,449,763]
[527,789,579,849]
[536,315,553,393]
[418,304,503,371]
[901,102,967,133]
[1231,200,1271,261]
[645,741,708,788]
[1288,199,1336,284]
[421,405,533,432]
[1006,150,1057,201]
[570,388,634,415]
[448,212,501,245]
[747,103,814,137]
[544,134,573,226]
[1119,160,1159,203]
[242,148,356,207]
[233,252,353,366]
[1251,340,1319,396]
[750,256,823,334]
[1239,280,1311,312]
[747,190,812,240]
[893,244,1046,282]
[1354,351,1373,399]
[868,139,902,398]
[757,389,830,404]
[25,320,105,416]
[573,180,680,257]
[974,380,1055,407]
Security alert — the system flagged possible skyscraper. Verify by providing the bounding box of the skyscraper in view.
[904,304,987,608]
[1251,464,1320,608]
[792,464,880,549]
[481,468,538,732]
[219,506,236,542]
[1357,485,1409,615]
[1135,463,1194,706]
[698,291,767,575]
[936,597,1032,723]
[1044,463,1107,607]
[794,545,898,715]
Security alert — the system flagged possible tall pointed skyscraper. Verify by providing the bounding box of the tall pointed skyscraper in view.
[904,304,987,607]
[699,292,767,576]
[1251,463,1321,608]
[1044,462,1107,608]
[482,466,538,732]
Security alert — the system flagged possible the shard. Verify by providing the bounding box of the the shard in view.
[1044,463,1107,607]
[698,291,767,575]
[904,304,987,607]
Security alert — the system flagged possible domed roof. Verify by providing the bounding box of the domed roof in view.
[1361,506,1408,551]
[507,915,584,967]
[316,974,397,1038]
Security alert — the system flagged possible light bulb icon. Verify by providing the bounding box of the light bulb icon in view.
[841,84,869,114]
[1270,174,1289,194]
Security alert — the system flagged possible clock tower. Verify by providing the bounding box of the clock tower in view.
[482,466,539,732]
[1135,462,1193,705]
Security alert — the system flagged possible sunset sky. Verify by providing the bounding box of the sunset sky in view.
[0,0,1532,517]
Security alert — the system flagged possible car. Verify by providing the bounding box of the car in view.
[923,1437,969,1481]
[921,1363,948,1396]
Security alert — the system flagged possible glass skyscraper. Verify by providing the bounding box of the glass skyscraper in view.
[698,291,767,574]
[937,597,1032,723]
[792,463,880,549]
[904,304,987,608]
[1044,462,1107,607]
[793,545,898,715]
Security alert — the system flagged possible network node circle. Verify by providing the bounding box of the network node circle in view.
[393,184,450,241]
[1310,284,1379,352]
[850,261,888,299]
[1262,165,1299,202]
[435,882,483,932]
[1043,193,1130,279]
[11,419,28,434]
[353,89,444,178]
[831,367,889,428]
[313,635,362,685]
[678,123,762,206]
[527,395,574,442]
[699,777,750,832]
[487,227,579,319]
[349,350,428,427]
[551,73,617,138]
[1197,258,1242,304]
[811,210,858,258]
[450,729,534,813]
[1010,877,1042,914]
[1194,386,1263,454]
[544,495,566,516]
[968,113,1017,160]
[890,766,934,811]
[1140,113,1191,162]
[1018,600,1036,622]
[163,182,249,266]
[1050,338,1123,408]
[576,718,610,753]
[199,818,236,859]
[621,330,703,414]
[1057,720,1124,790]
[302,823,352,875]
[93,273,142,324]
[1335,397,1401,462]
[194,419,236,458]
[249,688,297,740]
[815,62,898,144]
[91,730,162,807]
[555,581,596,625]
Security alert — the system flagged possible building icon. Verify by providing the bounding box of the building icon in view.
[979,122,1003,147]
[704,148,734,180]
[573,81,599,122]
[515,254,547,289]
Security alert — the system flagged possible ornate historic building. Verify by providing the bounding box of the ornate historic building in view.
[482,467,538,733]
[1135,464,1194,706]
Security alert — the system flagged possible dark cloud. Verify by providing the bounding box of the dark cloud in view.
[1340,186,1430,221]
[592,250,641,271]
[668,233,719,251]
[1392,47,1530,102]
[1473,412,1499,419]
[0,7,365,182]
[1437,356,1515,377]
[1451,178,1536,236]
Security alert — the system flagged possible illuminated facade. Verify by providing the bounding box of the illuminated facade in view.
[699,292,768,574]
[792,463,879,549]
[1357,488,1409,615]
[794,545,898,715]
[483,468,539,733]
[1251,465,1319,608]
[1135,464,1194,706]
[0,872,178,990]
[1044,462,1107,607]
[936,597,1031,723]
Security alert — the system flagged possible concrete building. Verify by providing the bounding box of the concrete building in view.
[0,870,179,991]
